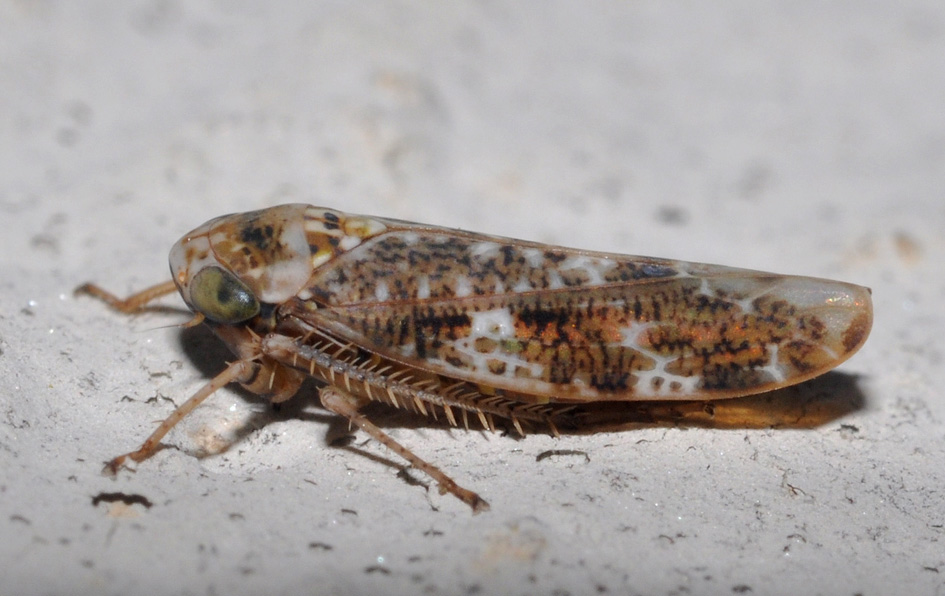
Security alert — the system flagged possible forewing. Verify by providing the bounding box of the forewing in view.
[294,224,871,402]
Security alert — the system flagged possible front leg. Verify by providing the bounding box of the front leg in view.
[103,360,258,474]
[319,386,490,514]
[75,280,179,313]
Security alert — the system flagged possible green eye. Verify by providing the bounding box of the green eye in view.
[189,266,260,324]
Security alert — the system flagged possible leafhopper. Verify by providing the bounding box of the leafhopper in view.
[78,204,872,512]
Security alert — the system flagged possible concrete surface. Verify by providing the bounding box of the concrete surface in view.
[1,2,943,595]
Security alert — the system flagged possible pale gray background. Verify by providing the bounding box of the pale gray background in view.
[2,2,943,595]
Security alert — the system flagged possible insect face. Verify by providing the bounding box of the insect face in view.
[168,204,316,326]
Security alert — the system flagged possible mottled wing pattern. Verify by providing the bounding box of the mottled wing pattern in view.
[290,223,871,402]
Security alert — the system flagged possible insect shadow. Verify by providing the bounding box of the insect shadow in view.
[568,370,868,434]
[174,322,868,460]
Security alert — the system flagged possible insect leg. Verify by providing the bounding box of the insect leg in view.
[75,279,179,313]
[103,360,255,475]
[318,385,491,514]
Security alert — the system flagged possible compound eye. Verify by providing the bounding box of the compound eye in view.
[189,266,260,324]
